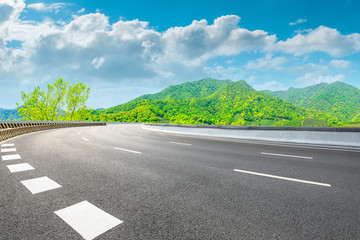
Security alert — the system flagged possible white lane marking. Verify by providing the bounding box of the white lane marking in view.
[21,176,62,194]
[82,137,90,142]
[7,163,35,173]
[169,141,192,146]
[77,132,80,135]
[55,201,123,240]
[2,143,15,147]
[2,154,21,161]
[261,152,313,159]
[115,147,142,154]
[133,136,143,139]
[233,169,331,187]
[1,148,16,153]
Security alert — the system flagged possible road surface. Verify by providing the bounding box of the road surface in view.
[1,124,359,239]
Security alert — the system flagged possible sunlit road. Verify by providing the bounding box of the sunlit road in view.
[1,124,359,239]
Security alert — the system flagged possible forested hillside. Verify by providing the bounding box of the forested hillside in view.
[0,108,21,120]
[90,79,339,126]
[103,78,231,114]
[264,81,360,121]
[137,78,231,101]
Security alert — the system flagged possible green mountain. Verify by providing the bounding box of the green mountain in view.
[137,77,232,101]
[0,108,21,120]
[264,81,360,121]
[103,78,231,114]
[91,79,338,126]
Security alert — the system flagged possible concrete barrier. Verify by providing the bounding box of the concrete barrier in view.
[0,121,106,142]
[142,123,360,148]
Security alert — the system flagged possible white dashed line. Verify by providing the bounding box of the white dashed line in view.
[233,169,331,187]
[21,176,62,194]
[55,201,123,240]
[169,141,192,146]
[261,152,313,159]
[115,147,142,154]
[133,136,143,139]
[1,154,21,161]
[1,148,16,153]
[7,163,35,173]
[82,137,90,142]
[1,143,15,147]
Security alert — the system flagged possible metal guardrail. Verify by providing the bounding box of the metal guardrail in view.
[0,121,106,142]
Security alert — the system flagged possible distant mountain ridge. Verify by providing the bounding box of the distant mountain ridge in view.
[0,108,21,120]
[103,78,231,114]
[136,78,232,101]
[92,78,338,126]
[264,81,360,121]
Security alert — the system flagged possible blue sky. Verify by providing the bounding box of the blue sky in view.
[1,0,360,109]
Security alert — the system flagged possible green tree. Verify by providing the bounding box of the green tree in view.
[17,78,90,121]
[17,86,44,121]
[65,83,90,121]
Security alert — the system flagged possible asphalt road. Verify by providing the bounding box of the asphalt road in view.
[0,124,359,240]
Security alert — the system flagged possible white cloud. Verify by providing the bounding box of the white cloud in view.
[1,4,360,108]
[245,54,288,70]
[0,3,14,22]
[0,0,25,23]
[329,59,350,69]
[277,26,360,57]
[162,15,276,65]
[289,18,307,26]
[290,63,328,74]
[296,73,345,86]
[204,65,246,81]
[92,57,105,69]
[253,81,285,91]
[77,8,85,14]
[27,3,68,13]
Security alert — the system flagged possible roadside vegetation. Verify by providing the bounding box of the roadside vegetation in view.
[1,77,357,128]
[17,78,90,121]
[88,79,341,126]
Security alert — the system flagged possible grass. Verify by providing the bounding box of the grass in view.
[334,121,360,128]
[302,118,328,127]
[159,118,170,123]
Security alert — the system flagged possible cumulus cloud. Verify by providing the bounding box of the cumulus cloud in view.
[296,73,345,86]
[1,12,278,87]
[0,3,14,22]
[26,3,68,13]
[290,63,328,74]
[1,3,360,107]
[277,26,360,57]
[329,59,350,69]
[204,64,246,81]
[77,8,85,14]
[0,0,25,23]
[92,57,105,69]
[253,81,285,91]
[162,15,276,64]
[245,54,288,70]
[289,18,307,26]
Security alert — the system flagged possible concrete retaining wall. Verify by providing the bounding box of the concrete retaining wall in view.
[142,124,360,148]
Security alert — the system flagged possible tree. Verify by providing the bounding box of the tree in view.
[17,78,90,121]
[65,83,90,121]
[44,78,68,120]
[17,86,44,121]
